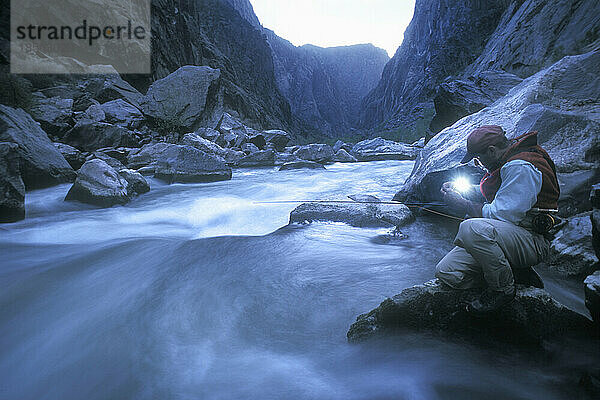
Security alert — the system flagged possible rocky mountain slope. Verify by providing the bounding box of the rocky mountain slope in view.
[360,0,600,141]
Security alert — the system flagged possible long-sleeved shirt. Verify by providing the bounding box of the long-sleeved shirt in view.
[481,159,543,225]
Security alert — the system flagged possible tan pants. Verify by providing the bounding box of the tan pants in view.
[435,218,550,294]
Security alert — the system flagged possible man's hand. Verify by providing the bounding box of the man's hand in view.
[440,182,483,217]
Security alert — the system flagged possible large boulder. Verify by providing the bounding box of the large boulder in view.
[0,105,75,189]
[153,145,232,183]
[351,138,418,161]
[333,149,358,163]
[236,150,275,167]
[53,142,86,170]
[396,52,600,204]
[181,132,228,159]
[347,279,595,345]
[127,142,174,170]
[263,129,291,152]
[430,70,523,133]
[100,99,144,129]
[289,202,414,228]
[274,152,301,166]
[64,121,139,152]
[141,66,221,130]
[64,159,130,207]
[28,95,74,137]
[333,140,352,153]
[0,142,25,222]
[584,271,600,325]
[293,144,335,163]
[545,212,598,277]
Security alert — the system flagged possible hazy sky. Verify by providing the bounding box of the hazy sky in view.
[249,0,416,57]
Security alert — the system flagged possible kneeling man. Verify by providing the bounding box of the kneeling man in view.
[435,125,560,313]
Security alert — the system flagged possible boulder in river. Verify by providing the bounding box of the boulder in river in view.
[351,137,418,161]
[334,149,358,163]
[289,201,414,228]
[236,150,275,167]
[153,145,232,183]
[293,144,335,163]
[584,271,600,325]
[0,105,75,189]
[545,212,598,277]
[278,161,325,171]
[274,152,301,165]
[118,168,150,196]
[347,279,595,345]
[141,66,221,130]
[0,142,25,222]
[396,51,600,204]
[65,159,130,207]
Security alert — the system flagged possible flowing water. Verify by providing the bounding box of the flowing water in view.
[0,161,595,399]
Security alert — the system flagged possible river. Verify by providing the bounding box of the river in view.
[0,160,594,399]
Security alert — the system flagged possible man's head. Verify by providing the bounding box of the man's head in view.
[461,125,510,171]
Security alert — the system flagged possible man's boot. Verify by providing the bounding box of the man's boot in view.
[513,267,544,288]
[466,286,516,314]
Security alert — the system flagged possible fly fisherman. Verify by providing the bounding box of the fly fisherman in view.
[435,125,560,313]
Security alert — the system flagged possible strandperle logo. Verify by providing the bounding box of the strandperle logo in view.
[11,0,151,74]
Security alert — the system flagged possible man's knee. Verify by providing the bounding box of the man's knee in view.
[455,218,495,248]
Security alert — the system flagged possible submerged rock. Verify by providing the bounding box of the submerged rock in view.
[65,159,129,207]
[153,145,232,183]
[347,279,594,345]
[0,105,75,189]
[278,161,325,171]
[0,142,25,222]
[289,202,413,228]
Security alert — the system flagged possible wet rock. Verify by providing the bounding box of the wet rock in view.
[546,212,598,277]
[430,70,523,133]
[347,279,594,345]
[333,140,352,153]
[278,161,325,171]
[0,105,75,189]
[289,202,413,228]
[347,194,382,203]
[352,138,418,161]
[411,137,425,147]
[584,271,600,325]
[293,144,335,163]
[241,142,259,154]
[396,52,600,204]
[236,150,275,167]
[64,159,129,207]
[0,142,25,222]
[334,149,357,163]
[28,96,73,137]
[53,143,86,170]
[118,168,150,196]
[153,145,232,183]
[64,121,139,152]
[100,99,144,129]
[181,132,228,159]
[141,66,221,129]
[263,129,291,152]
[274,152,301,166]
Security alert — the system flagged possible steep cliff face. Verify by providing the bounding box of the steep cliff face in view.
[144,0,295,133]
[265,30,389,138]
[464,0,600,78]
[359,0,511,141]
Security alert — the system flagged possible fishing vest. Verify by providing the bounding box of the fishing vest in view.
[479,131,560,210]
